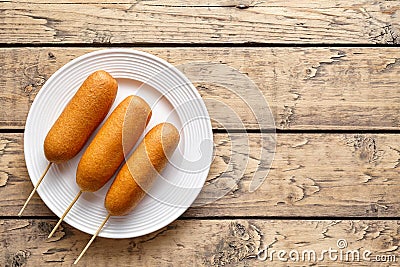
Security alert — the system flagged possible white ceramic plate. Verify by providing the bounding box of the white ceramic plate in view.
[24,49,213,238]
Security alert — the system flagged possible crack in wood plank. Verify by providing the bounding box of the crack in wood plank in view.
[208,221,262,266]
[379,58,400,73]
[5,250,31,267]
[304,50,347,80]
[389,146,400,169]
[343,135,384,165]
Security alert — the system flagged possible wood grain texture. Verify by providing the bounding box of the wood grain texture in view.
[1,1,399,44]
[1,47,400,130]
[1,219,399,266]
[2,1,399,266]
[2,133,399,217]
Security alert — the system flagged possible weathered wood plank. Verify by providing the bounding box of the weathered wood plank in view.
[2,133,399,217]
[1,219,398,266]
[1,1,399,44]
[1,47,400,130]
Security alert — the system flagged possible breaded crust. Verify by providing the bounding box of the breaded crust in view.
[76,95,151,192]
[105,123,180,216]
[44,70,118,163]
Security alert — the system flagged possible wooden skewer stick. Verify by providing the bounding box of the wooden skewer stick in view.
[18,162,53,216]
[74,213,111,265]
[48,190,83,238]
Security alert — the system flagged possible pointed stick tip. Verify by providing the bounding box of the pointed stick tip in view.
[18,162,53,216]
[73,214,111,264]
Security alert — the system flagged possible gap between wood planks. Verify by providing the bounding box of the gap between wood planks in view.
[1,215,399,220]
[2,129,400,134]
[0,43,398,48]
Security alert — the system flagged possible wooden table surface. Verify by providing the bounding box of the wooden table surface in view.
[1,1,400,266]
